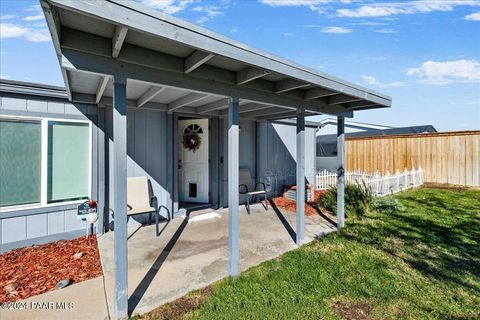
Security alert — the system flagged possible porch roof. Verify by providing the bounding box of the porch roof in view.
[42,0,392,120]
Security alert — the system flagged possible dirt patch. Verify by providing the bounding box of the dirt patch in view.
[0,235,102,303]
[330,298,373,320]
[134,285,214,320]
[423,182,479,191]
[271,189,328,216]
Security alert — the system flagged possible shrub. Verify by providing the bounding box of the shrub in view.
[372,196,404,213]
[318,183,373,218]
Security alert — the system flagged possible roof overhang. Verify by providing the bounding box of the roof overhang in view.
[41,0,392,120]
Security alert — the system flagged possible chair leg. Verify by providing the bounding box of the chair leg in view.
[149,212,152,224]
[264,194,268,210]
[246,196,250,214]
[155,211,159,237]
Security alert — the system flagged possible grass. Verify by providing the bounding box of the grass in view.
[137,187,480,320]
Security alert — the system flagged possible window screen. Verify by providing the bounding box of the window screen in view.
[47,121,89,203]
[0,119,42,206]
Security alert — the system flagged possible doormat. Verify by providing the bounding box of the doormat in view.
[182,212,221,223]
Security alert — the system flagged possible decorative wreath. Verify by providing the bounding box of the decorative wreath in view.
[182,131,202,152]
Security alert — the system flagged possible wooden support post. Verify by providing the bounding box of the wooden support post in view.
[228,96,240,276]
[296,106,305,245]
[112,75,128,320]
[337,115,345,228]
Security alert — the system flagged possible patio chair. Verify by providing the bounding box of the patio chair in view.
[111,176,161,236]
[239,168,268,214]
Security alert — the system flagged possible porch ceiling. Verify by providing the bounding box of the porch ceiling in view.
[42,0,392,120]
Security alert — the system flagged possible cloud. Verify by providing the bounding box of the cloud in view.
[260,0,331,6]
[407,59,480,85]
[142,0,196,14]
[465,11,480,20]
[337,1,480,18]
[362,75,406,87]
[0,74,11,79]
[321,26,352,33]
[22,14,44,21]
[362,75,380,85]
[0,14,16,20]
[373,28,398,33]
[193,5,223,24]
[0,23,51,42]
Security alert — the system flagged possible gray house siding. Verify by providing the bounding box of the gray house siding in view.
[104,106,173,223]
[0,93,102,253]
[256,121,316,197]
[1,82,317,253]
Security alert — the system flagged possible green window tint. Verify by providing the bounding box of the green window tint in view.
[47,121,89,203]
[0,119,42,207]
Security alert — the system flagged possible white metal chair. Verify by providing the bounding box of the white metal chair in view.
[111,176,161,236]
[239,168,268,214]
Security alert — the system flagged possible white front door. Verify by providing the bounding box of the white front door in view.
[178,119,209,203]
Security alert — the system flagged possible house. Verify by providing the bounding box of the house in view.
[0,0,392,318]
[316,118,436,171]
[0,79,321,252]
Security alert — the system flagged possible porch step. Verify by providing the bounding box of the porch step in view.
[182,211,221,223]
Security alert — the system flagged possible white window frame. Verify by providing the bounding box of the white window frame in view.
[0,115,92,212]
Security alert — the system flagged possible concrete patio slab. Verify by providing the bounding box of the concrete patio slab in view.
[98,203,337,316]
[0,276,109,320]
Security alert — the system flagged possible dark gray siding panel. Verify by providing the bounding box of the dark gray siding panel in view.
[110,107,171,222]
[256,121,316,197]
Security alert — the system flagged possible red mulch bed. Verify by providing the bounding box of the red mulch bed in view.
[0,235,103,303]
[271,189,328,216]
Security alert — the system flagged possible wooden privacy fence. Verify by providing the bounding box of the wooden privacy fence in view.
[345,131,480,186]
[316,168,424,196]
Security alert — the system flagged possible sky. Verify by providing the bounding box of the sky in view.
[0,0,479,131]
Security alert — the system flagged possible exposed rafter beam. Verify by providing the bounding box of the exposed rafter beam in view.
[112,25,128,58]
[60,38,363,116]
[196,98,229,114]
[328,94,362,106]
[168,92,209,112]
[275,78,309,93]
[237,66,270,85]
[239,103,272,114]
[254,110,315,121]
[137,85,165,108]
[216,102,269,116]
[95,75,110,103]
[184,50,214,73]
[304,87,337,100]
[241,106,292,119]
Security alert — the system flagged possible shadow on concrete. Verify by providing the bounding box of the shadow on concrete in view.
[306,203,337,228]
[127,214,189,315]
[269,200,296,243]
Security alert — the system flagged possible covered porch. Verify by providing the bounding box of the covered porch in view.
[42,0,391,319]
[98,203,337,316]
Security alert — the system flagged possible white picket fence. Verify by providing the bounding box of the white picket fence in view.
[315,167,424,196]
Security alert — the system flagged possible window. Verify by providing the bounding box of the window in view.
[184,123,203,134]
[47,121,90,203]
[0,119,42,207]
[0,117,91,209]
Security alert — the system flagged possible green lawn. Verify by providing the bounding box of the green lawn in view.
[140,187,480,320]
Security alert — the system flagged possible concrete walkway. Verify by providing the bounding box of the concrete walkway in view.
[1,276,110,320]
[98,203,337,317]
[1,204,336,319]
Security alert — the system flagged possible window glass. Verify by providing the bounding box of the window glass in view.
[0,119,41,207]
[47,121,89,203]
